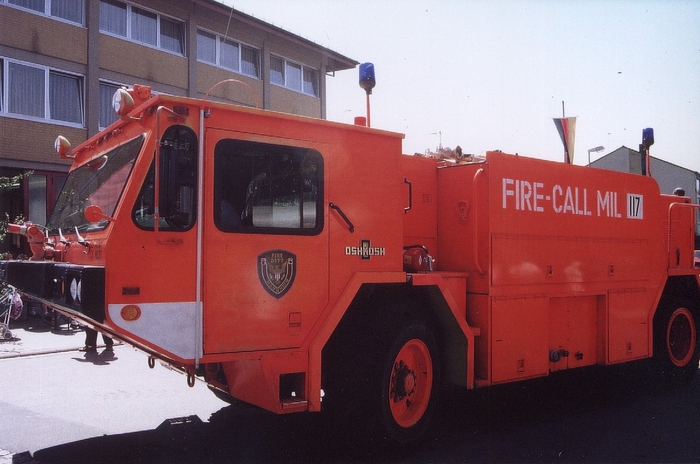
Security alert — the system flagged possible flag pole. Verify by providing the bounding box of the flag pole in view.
[562,101,569,163]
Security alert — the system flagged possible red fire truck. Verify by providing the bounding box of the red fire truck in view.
[2,83,698,445]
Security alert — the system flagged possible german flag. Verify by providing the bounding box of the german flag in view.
[553,117,577,164]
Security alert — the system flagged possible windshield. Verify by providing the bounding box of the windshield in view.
[46,135,144,232]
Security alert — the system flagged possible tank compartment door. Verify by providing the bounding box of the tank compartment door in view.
[608,288,652,362]
[491,295,549,383]
[548,296,599,372]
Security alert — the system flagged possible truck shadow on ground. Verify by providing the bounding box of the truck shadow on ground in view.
[32,362,700,464]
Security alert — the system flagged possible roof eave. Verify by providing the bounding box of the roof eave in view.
[198,0,358,72]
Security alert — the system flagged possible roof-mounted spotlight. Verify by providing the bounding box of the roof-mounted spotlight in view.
[54,135,74,159]
[112,88,135,117]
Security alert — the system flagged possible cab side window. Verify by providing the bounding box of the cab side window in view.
[214,139,323,235]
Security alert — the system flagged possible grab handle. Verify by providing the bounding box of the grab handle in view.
[473,168,485,278]
[404,178,413,214]
[329,202,355,233]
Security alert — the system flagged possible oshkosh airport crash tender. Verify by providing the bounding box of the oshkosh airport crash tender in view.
[2,83,698,446]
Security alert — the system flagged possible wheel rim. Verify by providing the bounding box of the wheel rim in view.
[388,338,433,429]
[666,308,696,367]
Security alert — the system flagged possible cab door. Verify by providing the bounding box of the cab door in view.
[202,129,329,353]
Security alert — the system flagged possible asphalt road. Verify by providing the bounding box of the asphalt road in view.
[1,333,699,463]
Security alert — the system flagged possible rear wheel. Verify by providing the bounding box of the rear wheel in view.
[654,300,699,381]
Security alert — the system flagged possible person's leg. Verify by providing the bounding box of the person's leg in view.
[82,328,98,351]
[103,334,114,351]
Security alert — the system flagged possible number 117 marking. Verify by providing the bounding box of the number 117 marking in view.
[627,194,643,219]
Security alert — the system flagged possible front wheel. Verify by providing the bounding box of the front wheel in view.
[654,300,699,382]
[378,323,441,445]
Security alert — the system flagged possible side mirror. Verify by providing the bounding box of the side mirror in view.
[84,205,115,224]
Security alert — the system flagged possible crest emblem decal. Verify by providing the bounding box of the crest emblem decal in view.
[456,200,470,223]
[258,250,296,299]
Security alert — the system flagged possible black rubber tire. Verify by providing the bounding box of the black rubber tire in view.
[654,299,700,382]
[321,300,442,450]
[374,323,441,445]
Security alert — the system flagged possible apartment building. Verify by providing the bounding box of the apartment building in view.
[0,0,357,253]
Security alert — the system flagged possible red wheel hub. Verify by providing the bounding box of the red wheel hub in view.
[388,338,433,428]
[666,307,697,367]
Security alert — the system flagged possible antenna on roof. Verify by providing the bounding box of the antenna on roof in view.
[359,63,375,127]
[224,6,235,44]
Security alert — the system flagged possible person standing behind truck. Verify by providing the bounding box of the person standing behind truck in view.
[81,325,113,353]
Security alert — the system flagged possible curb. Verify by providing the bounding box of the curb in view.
[0,345,84,360]
[0,343,121,360]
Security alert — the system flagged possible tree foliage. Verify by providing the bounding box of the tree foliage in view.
[0,171,31,246]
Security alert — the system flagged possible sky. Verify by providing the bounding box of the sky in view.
[221,0,700,171]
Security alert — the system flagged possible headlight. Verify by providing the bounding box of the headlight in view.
[70,278,81,303]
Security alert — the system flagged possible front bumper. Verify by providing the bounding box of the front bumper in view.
[0,260,105,321]
[0,260,187,367]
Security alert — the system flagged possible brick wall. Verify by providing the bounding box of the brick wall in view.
[0,118,81,166]
[0,6,87,65]
[100,35,188,91]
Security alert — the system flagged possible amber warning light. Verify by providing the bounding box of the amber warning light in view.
[120,304,142,322]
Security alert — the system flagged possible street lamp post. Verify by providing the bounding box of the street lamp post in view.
[587,145,605,166]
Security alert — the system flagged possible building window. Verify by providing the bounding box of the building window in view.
[8,61,44,119]
[270,55,319,97]
[4,0,85,25]
[196,30,260,79]
[0,63,3,112]
[99,81,121,129]
[49,71,82,124]
[286,62,302,92]
[241,47,258,77]
[51,0,83,23]
[160,16,185,54]
[99,0,184,55]
[270,56,284,86]
[130,6,157,47]
[220,39,239,71]
[99,0,126,35]
[303,68,318,97]
[0,58,84,126]
[696,177,700,229]
[197,30,216,64]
